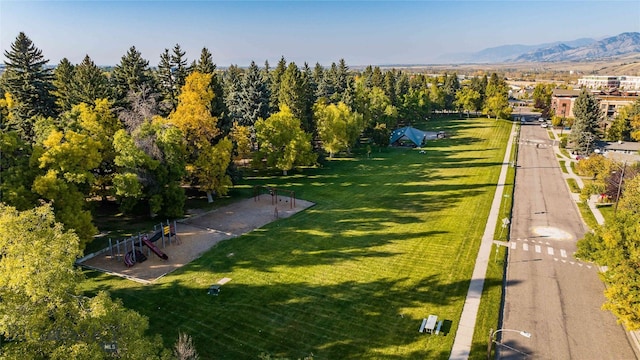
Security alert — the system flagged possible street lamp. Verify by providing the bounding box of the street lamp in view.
[487,328,532,360]
[613,161,627,217]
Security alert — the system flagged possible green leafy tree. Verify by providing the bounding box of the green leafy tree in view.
[575,204,640,330]
[429,80,446,113]
[254,105,316,175]
[369,87,398,129]
[400,88,431,125]
[455,87,482,117]
[532,83,555,118]
[483,73,511,119]
[0,204,170,359]
[32,129,100,248]
[0,130,38,209]
[314,101,364,157]
[230,121,253,165]
[2,32,57,142]
[69,55,111,106]
[570,89,602,154]
[192,137,233,202]
[52,58,75,112]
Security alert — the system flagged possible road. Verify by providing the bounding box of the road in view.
[499,119,637,359]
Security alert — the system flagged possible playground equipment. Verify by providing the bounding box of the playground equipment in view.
[253,185,296,209]
[111,220,178,268]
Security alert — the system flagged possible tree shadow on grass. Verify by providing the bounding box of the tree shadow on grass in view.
[86,272,516,360]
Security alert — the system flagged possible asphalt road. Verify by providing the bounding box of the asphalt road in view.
[499,120,637,359]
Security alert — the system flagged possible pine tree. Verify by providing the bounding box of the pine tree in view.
[194,47,215,74]
[443,72,461,111]
[238,61,270,127]
[371,66,384,88]
[171,43,190,91]
[52,58,75,112]
[156,48,176,113]
[278,62,307,129]
[269,56,287,112]
[570,89,602,154]
[224,65,244,126]
[69,55,111,105]
[383,70,397,106]
[2,32,57,142]
[111,46,154,105]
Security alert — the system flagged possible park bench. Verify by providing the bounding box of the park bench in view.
[419,318,428,333]
[435,320,443,335]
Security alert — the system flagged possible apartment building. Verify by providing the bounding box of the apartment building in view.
[577,75,640,91]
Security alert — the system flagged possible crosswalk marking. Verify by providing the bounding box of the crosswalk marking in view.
[506,240,592,269]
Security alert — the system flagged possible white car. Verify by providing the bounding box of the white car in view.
[538,117,546,122]
[541,123,548,128]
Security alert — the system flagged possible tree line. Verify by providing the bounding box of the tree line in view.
[0,32,513,249]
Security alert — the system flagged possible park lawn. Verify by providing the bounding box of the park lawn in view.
[80,117,512,359]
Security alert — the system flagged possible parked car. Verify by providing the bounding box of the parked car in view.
[538,117,546,122]
[541,123,548,128]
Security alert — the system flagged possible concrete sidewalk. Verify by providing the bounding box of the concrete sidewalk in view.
[448,122,517,360]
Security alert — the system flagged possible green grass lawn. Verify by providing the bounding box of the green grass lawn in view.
[567,178,581,193]
[80,117,511,359]
[559,161,569,174]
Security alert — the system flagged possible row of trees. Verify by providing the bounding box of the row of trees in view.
[0,32,513,250]
[574,156,640,330]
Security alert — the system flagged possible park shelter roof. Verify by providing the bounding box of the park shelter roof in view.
[390,126,427,147]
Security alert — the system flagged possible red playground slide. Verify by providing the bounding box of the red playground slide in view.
[142,235,169,260]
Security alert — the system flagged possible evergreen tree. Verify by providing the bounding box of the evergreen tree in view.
[395,72,410,105]
[2,32,57,142]
[156,48,176,113]
[69,55,111,105]
[224,64,244,126]
[194,47,215,74]
[443,72,461,111]
[52,58,75,112]
[239,61,270,127]
[194,47,228,133]
[383,70,397,106]
[171,43,190,91]
[279,62,311,131]
[314,63,334,101]
[111,46,154,105]
[269,56,287,112]
[361,65,374,88]
[300,62,317,133]
[570,89,602,154]
[371,66,384,88]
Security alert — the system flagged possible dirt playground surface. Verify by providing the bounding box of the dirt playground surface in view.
[79,194,314,283]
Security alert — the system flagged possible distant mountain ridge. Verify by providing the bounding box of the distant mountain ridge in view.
[439,32,639,64]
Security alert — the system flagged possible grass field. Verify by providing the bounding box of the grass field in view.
[80,117,512,359]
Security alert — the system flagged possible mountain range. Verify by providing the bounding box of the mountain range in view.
[439,32,640,64]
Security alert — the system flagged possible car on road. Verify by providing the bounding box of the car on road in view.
[541,123,548,128]
[538,117,546,122]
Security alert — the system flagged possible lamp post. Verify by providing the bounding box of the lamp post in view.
[613,161,627,217]
[487,328,532,360]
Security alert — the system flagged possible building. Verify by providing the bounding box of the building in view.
[577,75,640,91]
[578,76,620,89]
[551,89,638,120]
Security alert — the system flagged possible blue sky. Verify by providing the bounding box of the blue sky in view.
[1,1,639,67]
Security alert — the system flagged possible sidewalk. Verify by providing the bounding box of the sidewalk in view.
[448,122,516,360]
[551,128,640,357]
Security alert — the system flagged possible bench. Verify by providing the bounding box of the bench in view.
[419,318,428,333]
[435,320,443,335]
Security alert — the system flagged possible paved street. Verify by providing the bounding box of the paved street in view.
[500,121,636,359]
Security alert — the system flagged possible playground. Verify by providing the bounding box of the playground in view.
[79,192,314,283]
